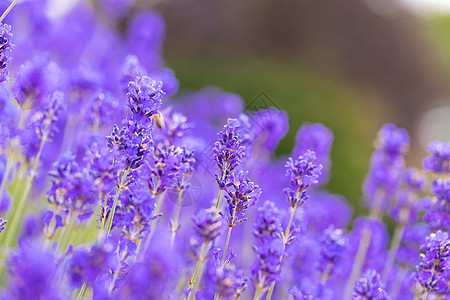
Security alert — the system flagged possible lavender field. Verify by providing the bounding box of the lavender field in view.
[0,0,448,299]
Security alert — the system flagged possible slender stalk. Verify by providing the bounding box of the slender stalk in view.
[104,169,129,235]
[221,203,237,263]
[382,222,406,281]
[76,283,87,300]
[214,161,228,212]
[0,154,13,204]
[170,176,185,251]
[0,0,18,23]
[58,213,77,252]
[265,206,297,300]
[0,135,46,267]
[139,190,165,259]
[188,241,208,300]
[342,190,384,300]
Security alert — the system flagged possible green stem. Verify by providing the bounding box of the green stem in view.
[188,241,208,300]
[0,0,18,23]
[76,283,87,300]
[342,190,384,300]
[0,153,13,204]
[382,221,406,281]
[58,212,77,253]
[104,170,129,236]
[0,135,46,267]
[221,202,238,264]
[139,191,165,259]
[214,161,228,213]
[170,176,185,251]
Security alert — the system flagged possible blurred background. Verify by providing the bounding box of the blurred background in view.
[49,0,450,213]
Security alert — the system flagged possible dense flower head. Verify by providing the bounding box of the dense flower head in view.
[317,225,348,276]
[212,264,248,300]
[284,150,323,208]
[253,201,283,242]
[113,181,161,249]
[13,52,61,110]
[213,118,246,186]
[0,23,14,83]
[423,179,450,231]
[154,109,194,145]
[191,207,222,242]
[222,170,261,227]
[374,124,409,160]
[2,241,62,300]
[47,152,97,220]
[250,108,288,154]
[251,201,283,291]
[32,91,64,142]
[353,269,389,300]
[414,230,450,295]
[289,286,314,300]
[404,168,427,192]
[84,90,119,129]
[126,76,164,118]
[363,124,409,211]
[68,240,117,288]
[106,120,153,170]
[423,141,450,174]
[143,145,195,196]
[294,123,333,185]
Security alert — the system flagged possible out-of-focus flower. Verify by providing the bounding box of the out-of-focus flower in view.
[353,269,389,300]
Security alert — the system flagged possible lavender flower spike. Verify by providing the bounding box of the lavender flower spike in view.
[0,218,6,233]
[0,23,14,83]
[423,141,450,175]
[353,269,389,300]
[284,150,323,208]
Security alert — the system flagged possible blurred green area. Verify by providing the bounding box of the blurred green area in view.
[427,16,450,76]
[165,55,381,215]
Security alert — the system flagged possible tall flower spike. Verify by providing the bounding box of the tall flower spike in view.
[212,264,248,299]
[126,76,164,118]
[251,201,284,294]
[294,123,333,185]
[317,225,348,281]
[213,118,246,188]
[223,170,261,227]
[284,150,323,208]
[192,207,222,243]
[0,23,14,83]
[353,269,389,300]
[414,230,450,296]
[363,124,409,212]
[33,91,64,142]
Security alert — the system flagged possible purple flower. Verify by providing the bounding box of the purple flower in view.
[289,286,314,300]
[251,201,283,291]
[353,269,389,300]
[211,264,248,300]
[13,52,62,110]
[284,150,323,208]
[423,179,450,231]
[0,23,14,83]
[222,170,261,227]
[192,207,223,243]
[317,225,348,278]
[363,124,409,212]
[47,152,97,221]
[294,123,333,185]
[423,141,450,174]
[2,241,63,300]
[33,91,64,142]
[213,118,246,187]
[126,76,164,118]
[0,217,6,234]
[250,108,288,154]
[414,230,450,295]
[68,240,117,288]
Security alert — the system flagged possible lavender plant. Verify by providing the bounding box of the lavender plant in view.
[0,1,448,300]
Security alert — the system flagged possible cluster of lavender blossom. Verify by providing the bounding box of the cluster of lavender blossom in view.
[0,1,448,299]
